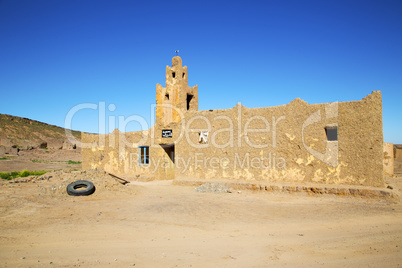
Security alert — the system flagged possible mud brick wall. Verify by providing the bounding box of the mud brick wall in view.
[82,56,384,187]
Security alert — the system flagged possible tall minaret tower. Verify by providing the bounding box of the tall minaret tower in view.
[156,56,198,126]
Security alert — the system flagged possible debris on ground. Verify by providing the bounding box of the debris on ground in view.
[0,169,134,198]
[195,182,232,193]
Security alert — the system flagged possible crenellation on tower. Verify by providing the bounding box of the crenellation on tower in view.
[156,56,198,126]
[166,56,188,87]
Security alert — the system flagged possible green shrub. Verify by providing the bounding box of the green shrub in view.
[67,160,81,165]
[19,170,31,177]
[31,171,47,176]
[0,173,11,180]
[0,170,48,180]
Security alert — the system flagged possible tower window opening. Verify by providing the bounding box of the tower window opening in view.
[172,72,176,78]
[325,126,338,141]
[186,94,193,110]
[182,72,186,78]
[165,94,169,100]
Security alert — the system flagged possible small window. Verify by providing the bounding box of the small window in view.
[139,146,149,164]
[172,72,176,78]
[165,94,169,100]
[186,94,193,110]
[325,126,338,141]
[182,72,186,78]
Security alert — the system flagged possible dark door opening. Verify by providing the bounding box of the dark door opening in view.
[161,144,175,164]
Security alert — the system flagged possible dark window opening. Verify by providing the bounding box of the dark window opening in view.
[325,126,338,141]
[165,94,169,100]
[186,94,193,110]
[139,146,149,164]
[172,72,176,78]
[182,72,186,78]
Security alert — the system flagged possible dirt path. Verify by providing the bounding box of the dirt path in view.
[0,179,401,267]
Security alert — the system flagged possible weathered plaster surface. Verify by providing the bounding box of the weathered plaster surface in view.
[383,143,394,177]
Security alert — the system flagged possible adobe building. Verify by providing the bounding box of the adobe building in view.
[82,56,385,187]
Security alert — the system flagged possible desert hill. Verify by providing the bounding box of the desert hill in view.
[0,113,81,151]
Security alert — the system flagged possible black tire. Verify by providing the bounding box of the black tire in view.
[66,180,95,196]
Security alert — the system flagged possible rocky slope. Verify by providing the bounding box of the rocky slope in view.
[0,114,82,151]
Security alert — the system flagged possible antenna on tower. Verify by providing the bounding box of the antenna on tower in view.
[175,50,179,56]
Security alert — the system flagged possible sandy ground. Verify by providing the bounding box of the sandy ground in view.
[0,152,401,267]
[0,175,401,267]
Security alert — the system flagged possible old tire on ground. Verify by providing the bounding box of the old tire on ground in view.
[66,180,95,196]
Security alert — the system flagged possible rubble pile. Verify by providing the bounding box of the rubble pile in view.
[195,182,232,193]
[1,169,133,198]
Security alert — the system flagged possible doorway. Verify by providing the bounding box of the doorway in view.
[160,144,175,180]
[161,144,175,163]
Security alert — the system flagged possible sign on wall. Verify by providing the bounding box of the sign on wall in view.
[162,129,173,138]
[199,131,209,144]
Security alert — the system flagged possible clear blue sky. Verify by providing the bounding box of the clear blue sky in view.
[0,0,401,143]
